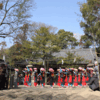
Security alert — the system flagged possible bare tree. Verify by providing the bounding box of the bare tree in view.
[0,0,36,38]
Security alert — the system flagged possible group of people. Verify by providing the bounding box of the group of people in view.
[22,65,99,91]
[0,63,98,91]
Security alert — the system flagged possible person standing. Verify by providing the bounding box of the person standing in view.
[60,69,66,88]
[47,68,54,88]
[68,68,73,88]
[73,69,78,87]
[86,68,90,84]
[94,63,99,79]
[27,68,32,87]
[64,68,69,88]
[78,67,82,88]
[10,74,14,89]
[23,68,28,86]
[82,69,86,87]
[56,69,61,87]
[14,68,19,88]
[33,68,38,87]
[0,66,3,90]
[1,65,6,89]
[5,65,9,89]
[38,68,45,88]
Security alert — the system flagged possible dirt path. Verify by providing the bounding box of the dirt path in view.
[0,85,100,100]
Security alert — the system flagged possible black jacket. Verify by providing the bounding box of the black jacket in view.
[88,74,99,90]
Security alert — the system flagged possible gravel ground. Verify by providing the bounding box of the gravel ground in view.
[0,85,100,100]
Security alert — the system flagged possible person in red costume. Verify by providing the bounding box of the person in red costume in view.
[86,68,91,85]
[73,69,78,87]
[60,69,66,88]
[38,68,45,88]
[64,68,69,88]
[33,68,38,87]
[68,68,74,88]
[78,67,82,88]
[82,68,87,87]
[23,68,29,87]
[56,69,61,87]
[47,68,54,88]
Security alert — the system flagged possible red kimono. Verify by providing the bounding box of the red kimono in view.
[57,72,61,86]
[24,74,27,86]
[74,75,78,86]
[65,75,68,86]
[24,74,29,86]
[82,74,86,86]
[34,72,38,87]
[78,73,82,84]
[69,74,72,83]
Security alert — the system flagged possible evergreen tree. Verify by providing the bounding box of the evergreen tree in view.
[79,0,100,55]
[57,29,78,49]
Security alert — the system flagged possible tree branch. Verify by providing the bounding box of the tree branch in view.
[0,0,9,26]
[7,2,18,13]
[0,1,18,26]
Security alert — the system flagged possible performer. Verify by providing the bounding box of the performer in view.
[33,68,38,87]
[90,68,94,78]
[26,71,29,87]
[23,68,28,86]
[60,68,66,88]
[47,68,54,88]
[28,68,32,87]
[38,68,45,88]
[17,74,20,86]
[68,68,73,88]
[56,69,61,87]
[78,67,82,87]
[82,69,86,87]
[73,69,78,87]
[64,68,69,88]
[86,68,91,84]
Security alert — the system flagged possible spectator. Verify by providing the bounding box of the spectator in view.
[88,71,99,91]
[14,68,19,88]
[10,74,14,89]
[0,66,3,90]
[5,66,9,89]
[94,63,99,79]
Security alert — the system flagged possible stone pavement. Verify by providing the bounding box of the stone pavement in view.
[0,85,100,100]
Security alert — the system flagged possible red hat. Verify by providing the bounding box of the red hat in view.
[40,68,45,71]
[78,67,82,70]
[34,68,37,70]
[62,69,65,72]
[49,68,54,72]
[15,68,19,71]
[30,68,33,71]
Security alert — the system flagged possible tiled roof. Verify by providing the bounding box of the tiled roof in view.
[53,48,100,63]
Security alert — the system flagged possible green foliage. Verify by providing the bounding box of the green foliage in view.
[57,29,78,49]
[79,0,100,51]
[31,26,61,60]
[79,35,93,48]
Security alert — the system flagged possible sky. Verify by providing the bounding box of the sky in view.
[0,0,86,49]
